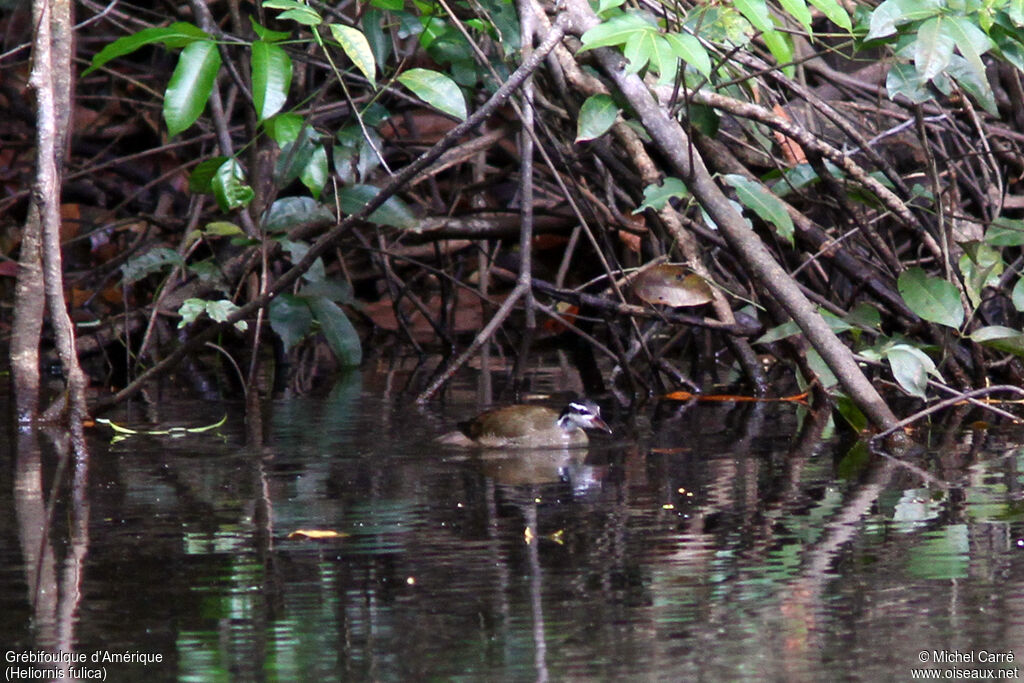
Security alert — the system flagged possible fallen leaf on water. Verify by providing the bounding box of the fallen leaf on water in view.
[287,529,350,540]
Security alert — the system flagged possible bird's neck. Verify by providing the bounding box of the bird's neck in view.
[556,414,576,431]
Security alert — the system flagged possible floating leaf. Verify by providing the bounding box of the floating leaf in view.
[329,23,377,87]
[287,529,350,540]
[397,68,466,120]
[95,414,226,440]
[632,265,713,307]
[164,40,221,137]
[897,267,964,328]
[576,94,620,142]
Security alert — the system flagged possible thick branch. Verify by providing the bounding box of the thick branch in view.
[562,0,899,430]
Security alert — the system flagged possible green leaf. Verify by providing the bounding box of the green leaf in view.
[650,35,680,84]
[277,6,322,26]
[212,159,254,212]
[178,298,248,332]
[762,26,794,76]
[121,247,182,283]
[251,40,292,121]
[329,24,377,88]
[986,218,1024,246]
[834,395,868,432]
[915,17,954,81]
[867,0,942,41]
[946,54,997,115]
[946,15,994,77]
[262,196,335,232]
[337,184,418,229]
[1013,277,1024,312]
[897,267,965,328]
[265,112,304,146]
[597,0,626,14]
[807,0,851,31]
[664,32,712,78]
[733,0,772,32]
[205,299,248,331]
[806,348,838,388]
[778,0,813,33]
[362,9,391,68]
[885,343,938,398]
[249,16,291,42]
[755,319,801,344]
[847,302,882,330]
[958,242,1002,307]
[280,238,326,282]
[164,40,222,137]
[269,294,314,349]
[202,221,244,236]
[308,296,362,366]
[396,68,466,120]
[371,0,404,9]
[83,23,209,76]
[576,94,620,142]
[722,174,794,244]
[300,144,329,199]
[971,325,1024,356]
[622,27,656,74]
[189,156,229,193]
[578,13,655,51]
[886,62,935,104]
[275,128,320,185]
[634,177,689,213]
[262,0,310,8]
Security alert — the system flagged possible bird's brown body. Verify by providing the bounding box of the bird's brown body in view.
[439,400,611,448]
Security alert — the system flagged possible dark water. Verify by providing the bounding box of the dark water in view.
[3,370,1024,682]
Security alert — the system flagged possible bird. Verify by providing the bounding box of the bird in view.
[438,399,612,448]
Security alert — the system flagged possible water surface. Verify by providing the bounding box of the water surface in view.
[3,371,1024,681]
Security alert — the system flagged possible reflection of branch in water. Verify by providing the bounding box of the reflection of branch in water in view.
[871,384,1024,445]
[14,425,91,672]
